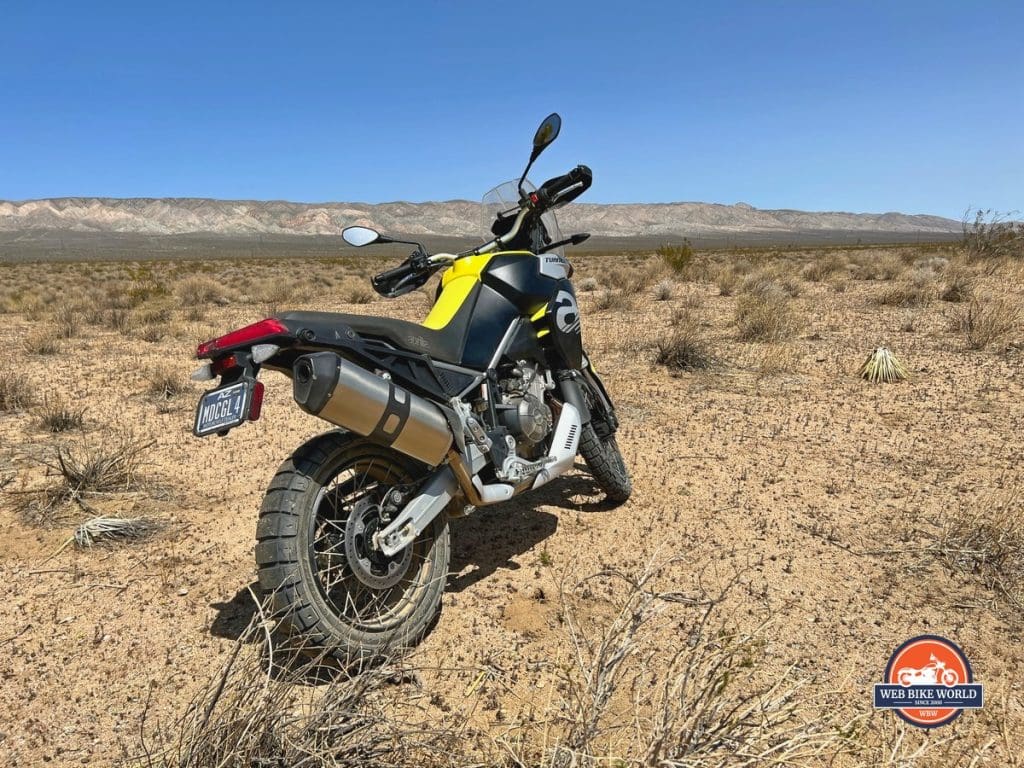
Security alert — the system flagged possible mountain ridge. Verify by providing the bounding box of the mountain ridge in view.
[0,197,962,238]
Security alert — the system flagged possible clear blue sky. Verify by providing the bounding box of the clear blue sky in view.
[2,1,1021,218]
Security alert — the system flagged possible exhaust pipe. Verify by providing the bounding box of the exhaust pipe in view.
[293,352,453,467]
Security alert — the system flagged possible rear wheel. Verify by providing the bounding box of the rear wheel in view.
[255,431,449,661]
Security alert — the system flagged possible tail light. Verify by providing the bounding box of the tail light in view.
[249,381,265,421]
[197,318,290,359]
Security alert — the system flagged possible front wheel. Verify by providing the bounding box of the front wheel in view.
[255,431,450,661]
[578,422,632,502]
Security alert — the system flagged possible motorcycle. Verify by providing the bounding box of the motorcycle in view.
[191,113,631,660]
[897,655,959,687]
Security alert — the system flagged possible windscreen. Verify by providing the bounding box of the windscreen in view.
[481,180,564,256]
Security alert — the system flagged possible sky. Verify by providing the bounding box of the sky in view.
[1,1,1021,218]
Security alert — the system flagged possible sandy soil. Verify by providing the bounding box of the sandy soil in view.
[0,245,1021,765]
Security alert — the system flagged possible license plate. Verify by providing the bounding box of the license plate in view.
[194,381,252,436]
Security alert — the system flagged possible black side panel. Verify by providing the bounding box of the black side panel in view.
[546,280,583,370]
[459,283,522,369]
[482,253,554,315]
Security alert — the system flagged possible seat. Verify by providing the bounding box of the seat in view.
[279,310,465,365]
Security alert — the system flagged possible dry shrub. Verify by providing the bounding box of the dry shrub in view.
[740,272,802,299]
[35,397,85,432]
[23,327,60,356]
[110,308,136,334]
[54,302,81,339]
[141,325,167,343]
[801,253,847,282]
[655,310,716,372]
[875,278,936,308]
[145,612,463,768]
[851,253,902,281]
[593,289,631,312]
[52,435,150,495]
[176,275,230,306]
[0,369,34,411]
[259,280,298,315]
[608,266,650,296]
[715,266,740,296]
[146,365,188,399]
[653,279,674,301]
[940,266,974,302]
[680,287,704,310]
[755,344,800,376]
[963,209,1024,261]
[735,292,804,342]
[929,491,1024,608]
[578,276,598,292]
[960,294,1021,350]
[548,562,858,767]
[343,282,376,304]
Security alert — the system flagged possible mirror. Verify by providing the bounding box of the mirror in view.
[532,113,561,154]
[342,225,381,247]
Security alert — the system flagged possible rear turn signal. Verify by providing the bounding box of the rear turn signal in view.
[196,318,289,358]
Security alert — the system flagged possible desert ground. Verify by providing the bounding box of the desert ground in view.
[0,239,1022,766]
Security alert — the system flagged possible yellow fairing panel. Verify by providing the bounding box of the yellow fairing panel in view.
[422,251,533,330]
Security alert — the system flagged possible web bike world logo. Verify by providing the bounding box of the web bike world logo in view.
[874,635,983,728]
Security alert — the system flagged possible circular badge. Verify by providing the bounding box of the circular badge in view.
[881,635,974,728]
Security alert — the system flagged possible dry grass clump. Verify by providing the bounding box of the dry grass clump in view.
[593,289,632,313]
[548,563,858,767]
[146,366,188,399]
[940,265,974,302]
[801,253,847,282]
[875,276,937,308]
[851,253,903,281]
[258,280,298,315]
[22,326,61,356]
[715,265,740,296]
[959,294,1021,350]
[607,266,652,296]
[73,515,155,548]
[929,491,1024,608]
[740,272,802,299]
[35,397,86,432]
[342,282,375,304]
[577,276,598,292]
[654,310,716,372]
[145,613,462,768]
[653,279,674,301]
[176,275,230,306]
[0,370,34,411]
[54,302,81,339]
[734,292,804,342]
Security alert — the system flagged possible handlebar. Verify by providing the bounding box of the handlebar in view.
[537,165,592,209]
[371,261,418,290]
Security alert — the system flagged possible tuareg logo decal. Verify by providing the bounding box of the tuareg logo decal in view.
[874,635,983,728]
[554,290,580,334]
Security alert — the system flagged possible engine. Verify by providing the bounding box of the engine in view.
[496,363,554,456]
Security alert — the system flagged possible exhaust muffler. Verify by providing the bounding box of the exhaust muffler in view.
[293,352,453,466]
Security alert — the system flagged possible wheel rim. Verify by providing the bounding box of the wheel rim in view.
[309,454,434,633]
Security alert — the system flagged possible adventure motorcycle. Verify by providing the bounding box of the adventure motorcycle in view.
[191,113,631,659]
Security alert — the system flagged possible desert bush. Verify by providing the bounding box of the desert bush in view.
[940,266,974,302]
[740,272,802,299]
[176,275,229,306]
[656,240,694,275]
[715,266,740,296]
[22,327,60,356]
[593,289,631,312]
[608,266,650,296]
[139,305,174,326]
[54,303,81,339]
[680,287,704,309]
[735,292,804,342]
[876,279,936,308]
[109,308,136,334]
[259,280,297,315]
[578,276,598,292]
[928,491,1023,607]
[35,397,85,432]
[959,295,1021,350]
[343,282,375,304]
[801,253,847,282]
[963,209,1024,261]
[655,310,716,372]
[140,325,167,343]
[0,370,34,411]
[653,279,674,301]
[146,365,188,399]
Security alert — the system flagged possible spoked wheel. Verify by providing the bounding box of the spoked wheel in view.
[256,431,449,662]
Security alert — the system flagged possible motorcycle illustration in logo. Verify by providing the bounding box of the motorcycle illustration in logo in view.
[874,635,983,728]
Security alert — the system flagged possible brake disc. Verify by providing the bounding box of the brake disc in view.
[344,496,412,590]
